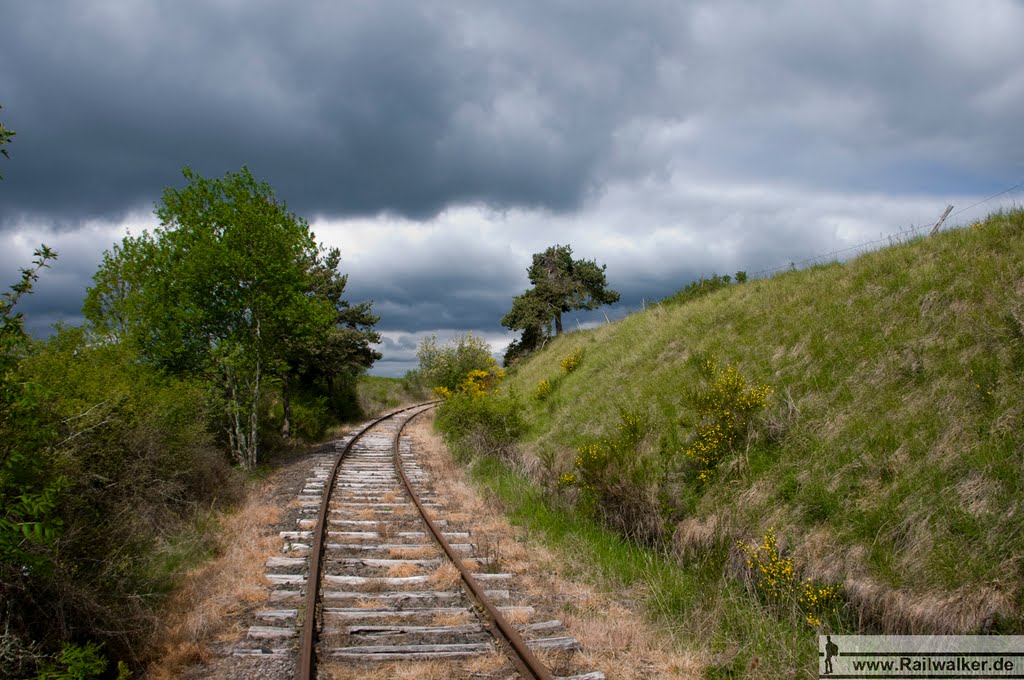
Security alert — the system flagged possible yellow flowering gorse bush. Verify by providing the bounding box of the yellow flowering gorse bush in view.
[560,347,584,373]
[738,529,841,627]
[534,378,551,401]
[565,409,650,496]
[457,359,506,398]
[685,359,773,481]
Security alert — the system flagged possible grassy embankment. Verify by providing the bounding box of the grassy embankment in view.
[461,210,1024,676]
[355,374,429,415]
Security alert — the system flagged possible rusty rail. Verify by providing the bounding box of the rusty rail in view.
[394,409,555,680]
[295,402,433,680]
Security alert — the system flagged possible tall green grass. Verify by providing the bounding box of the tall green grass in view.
[499,210,1024,640]
[356,375,428,416]
[471,455,817,678]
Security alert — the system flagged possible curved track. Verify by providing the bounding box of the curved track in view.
[286,403,600,679]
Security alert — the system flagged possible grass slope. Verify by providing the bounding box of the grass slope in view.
[505,210,1024,636]
[356,375,428,415]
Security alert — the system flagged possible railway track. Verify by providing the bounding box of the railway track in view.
[238,403,603,678]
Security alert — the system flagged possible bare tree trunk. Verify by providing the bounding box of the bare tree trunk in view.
[226,369,244,467]
[246,356,260,469]
[225,360,260,470]
[554,312,563,335]
[281,371,291,440]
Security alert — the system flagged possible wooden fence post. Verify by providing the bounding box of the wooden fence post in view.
[930,205,954,236]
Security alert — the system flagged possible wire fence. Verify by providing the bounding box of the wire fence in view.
[748,180,1024,280]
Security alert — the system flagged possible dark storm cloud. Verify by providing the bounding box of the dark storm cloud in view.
[5,1,1023,230]
[0,1,678,227]
[340,231,527,333]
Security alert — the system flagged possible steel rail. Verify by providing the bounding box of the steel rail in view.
[394,409,555,680]
[296,402,435,680]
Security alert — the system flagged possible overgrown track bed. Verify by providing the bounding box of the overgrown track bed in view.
[236,404,603,679]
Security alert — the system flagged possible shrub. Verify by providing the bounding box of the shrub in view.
[1,247,62,578]
[290,394,331,441]
[534,378,552,401]
[662,273,734,306]
[354,375,429,417]
[435,392,526,462]
[738,529,842,628]
[6,326,240,673]
[434,378,525,462]
[36,641,117,679]
[561,408,664,543]
[417,333,495,391]
[560,347,584,374]
[683,358,772,482]
[457,362,506,397]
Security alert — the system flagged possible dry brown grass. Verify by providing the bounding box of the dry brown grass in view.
[324,660,454,680]
[427,562,461,589]
[499,607,531,625]
[393,503,418,517]
[561,602,707,678]
[145,484,280,678]
[388,545,439,559]
[672,515,720,560]
[431,609,473,626]
[387,561,425,578]
[463,650,510,675]
[843,578,1017,634]
[375,519,396,540]
[362,578,390,593]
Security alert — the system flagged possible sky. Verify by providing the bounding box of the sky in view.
[2,1,1023,376]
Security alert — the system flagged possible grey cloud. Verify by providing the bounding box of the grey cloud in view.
[5,1,1022,230]
[0,0,676,227]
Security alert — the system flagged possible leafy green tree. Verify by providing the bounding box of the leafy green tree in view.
[84,167,375,467]
[502,244,619,360]
[81,233,158,344]
[278,246,382,436]
[417,333,494,391]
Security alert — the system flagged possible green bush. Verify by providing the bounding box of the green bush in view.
[561,408,665,543]
[353,374,429,417]
[534,378,552,401]
[36,641,109,679]
[5,326,240,674]
[1,247,62,580]
[662,273,736,306]
[417,333,495,392]
[434,390,526,462]
[738,529,843,628]
[290,394,331,441]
